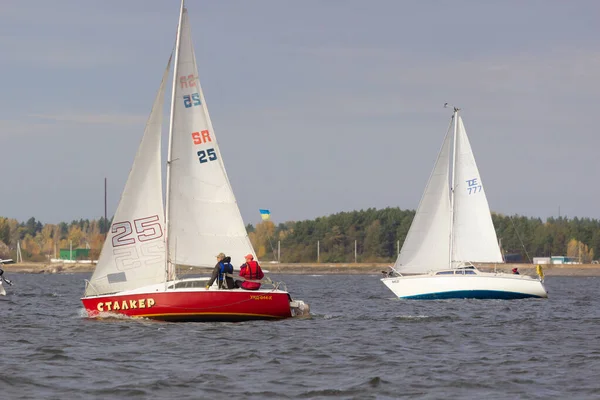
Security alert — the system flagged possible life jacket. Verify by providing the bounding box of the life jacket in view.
[219,260,233,280]
[241,260,264,290]
[246,261,256,279]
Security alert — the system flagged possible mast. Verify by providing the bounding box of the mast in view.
[104,177,107,239]
[449,107,459,269]
[165,0,185,282]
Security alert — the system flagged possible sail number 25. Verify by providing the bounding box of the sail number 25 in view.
[197,148,217,164]
[192,131,218,164]
[112,215,163,247]
[183,93,201,108]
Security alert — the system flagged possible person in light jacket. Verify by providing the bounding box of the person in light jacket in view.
[206,252,234,289]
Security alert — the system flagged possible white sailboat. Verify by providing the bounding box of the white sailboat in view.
[0,258,14,296]
[81,1,308,321]
[381,108,547,299]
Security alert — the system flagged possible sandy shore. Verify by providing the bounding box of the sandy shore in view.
[2,261,600,276]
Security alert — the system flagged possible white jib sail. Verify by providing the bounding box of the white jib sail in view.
[394,123,453,273]
[85,60,170,297]
[451,116,503,264]
[166,8,255,269]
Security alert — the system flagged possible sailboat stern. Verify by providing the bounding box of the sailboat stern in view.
[289,298,310,318]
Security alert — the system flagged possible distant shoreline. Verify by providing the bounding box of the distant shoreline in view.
[2,262,600,276]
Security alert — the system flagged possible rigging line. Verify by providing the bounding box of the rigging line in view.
[266,234,277,261]
[509,215,532,263]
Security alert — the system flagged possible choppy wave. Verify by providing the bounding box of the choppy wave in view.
[1,274,600,399]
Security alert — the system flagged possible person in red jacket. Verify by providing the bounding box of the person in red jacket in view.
[235,254,264,290]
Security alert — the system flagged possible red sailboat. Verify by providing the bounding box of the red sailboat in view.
[81,1,308,321]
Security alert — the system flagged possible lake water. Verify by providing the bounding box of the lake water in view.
[1,273,599,399]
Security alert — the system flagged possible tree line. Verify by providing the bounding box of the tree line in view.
[247,208,597,263]
[1,208,597,263]
[0,217,111,262]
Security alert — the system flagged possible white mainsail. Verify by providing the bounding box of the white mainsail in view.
[451,116,503,263]
[394,123,452,273]
[85,60,170,296]
[166,8,255,269]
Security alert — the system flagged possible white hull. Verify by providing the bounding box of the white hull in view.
[381,269,548,299]
[0,281,5,296]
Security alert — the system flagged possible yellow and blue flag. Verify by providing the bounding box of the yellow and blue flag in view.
[259,209,271,221]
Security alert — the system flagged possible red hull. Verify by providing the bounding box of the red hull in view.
[81,290,293,322]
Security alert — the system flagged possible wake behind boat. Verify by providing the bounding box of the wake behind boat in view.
[81,1,308,321]
[381,107,547,300]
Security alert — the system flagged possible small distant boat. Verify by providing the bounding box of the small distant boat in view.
[0,259,14,296]
[381,107,548,300]
[81,1,308,321]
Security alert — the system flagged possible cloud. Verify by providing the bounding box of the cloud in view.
[248,45,600,123]
[0,36,131,69]
[0,113,147,138]
[0,119,57,138]
[0,2,170,69]
[26,113,147,126]
[0,1,166,28]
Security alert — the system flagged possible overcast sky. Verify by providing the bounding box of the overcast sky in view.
[1,0,599,226]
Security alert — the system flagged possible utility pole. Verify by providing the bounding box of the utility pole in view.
[317,240,320,263]
[16,241,22,263]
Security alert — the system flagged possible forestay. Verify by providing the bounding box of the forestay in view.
[85,61,170,296]
[166,8,255,269]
